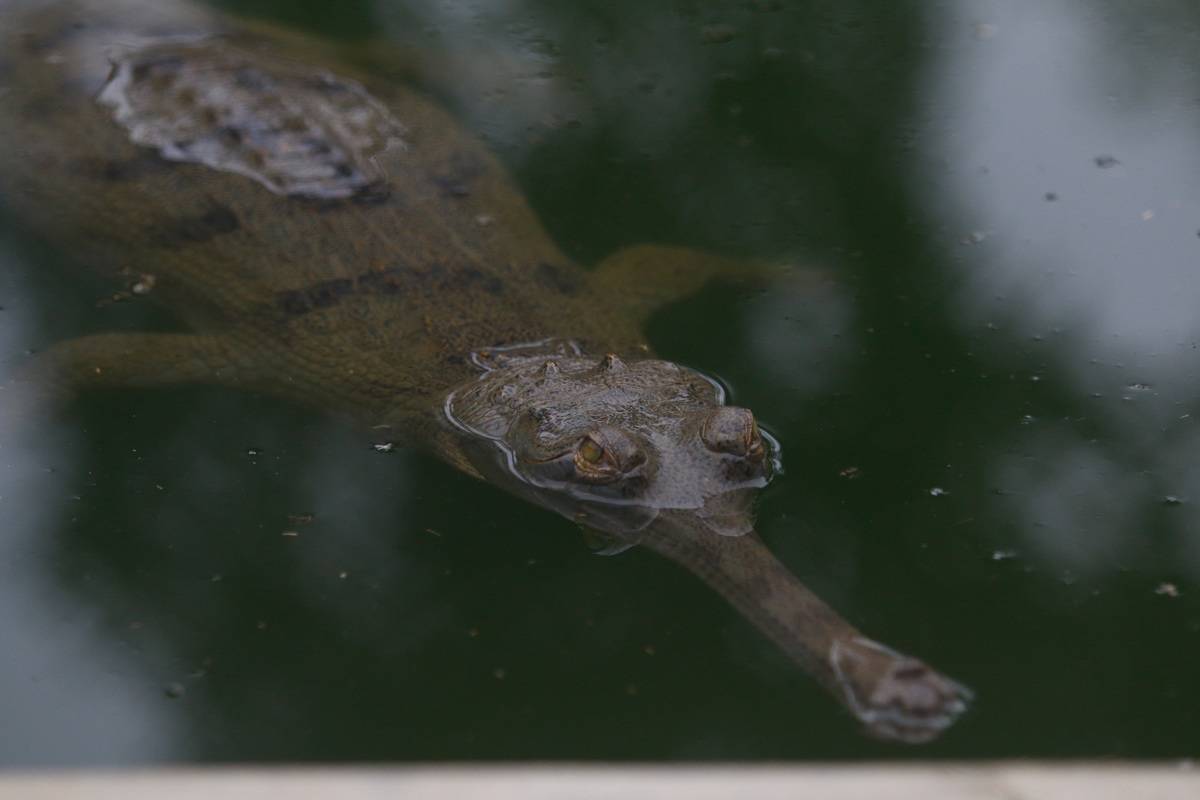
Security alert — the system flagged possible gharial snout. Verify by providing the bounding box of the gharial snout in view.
[638,509,972,745]
[829,636,973,744]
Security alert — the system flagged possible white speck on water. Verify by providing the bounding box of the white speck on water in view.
[131,274,156,295]
[1140,209,1155,221]
[1163,495,1184,505]
[1020,414,1036,425]
[991,549,1018,561]
[373,442,395,453]
[960,230,987,245]
[929,487,948,497]
[1155,582,1180,598]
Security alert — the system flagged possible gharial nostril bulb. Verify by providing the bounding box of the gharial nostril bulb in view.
[701,406,764,461]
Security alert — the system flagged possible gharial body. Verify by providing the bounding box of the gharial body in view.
[0,0,970,743]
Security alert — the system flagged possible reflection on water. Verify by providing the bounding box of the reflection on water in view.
[1,0,1199,764]
[921,0,1200,591]
[0,245,180,763]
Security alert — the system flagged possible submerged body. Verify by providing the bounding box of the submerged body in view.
[0,0,969,742]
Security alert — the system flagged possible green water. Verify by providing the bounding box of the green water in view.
[2,0,1199,763]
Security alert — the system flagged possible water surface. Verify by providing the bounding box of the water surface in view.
[1,0,1199,764]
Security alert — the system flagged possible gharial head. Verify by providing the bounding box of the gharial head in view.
[444,341,780,543]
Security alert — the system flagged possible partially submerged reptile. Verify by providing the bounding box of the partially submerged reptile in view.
[0,0,970,743]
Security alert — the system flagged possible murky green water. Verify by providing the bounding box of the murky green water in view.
[2,0,1199,764]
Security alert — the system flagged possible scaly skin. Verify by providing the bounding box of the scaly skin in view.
[0,0,971,742]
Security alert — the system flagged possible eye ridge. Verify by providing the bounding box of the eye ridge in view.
[702,407,765,461]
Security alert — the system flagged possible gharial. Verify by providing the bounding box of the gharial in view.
[0,0,971,743]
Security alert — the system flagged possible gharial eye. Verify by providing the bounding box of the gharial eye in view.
[571,428,645,484]
[579,437,605,464]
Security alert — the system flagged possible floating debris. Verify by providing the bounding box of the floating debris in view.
[281,530,300,538]
[929,487,948,497]
[1141,209,1155,222]
[991,549,1018,561]
[1164,495,1184,506]
[701,24,738,44]
[131,273,157,295]
[287,512,315,525]
[338,571,348,579]
[1156,582,1180,598]
[838,466,862,480]
[1093,154,1120,169]
[95,291,131,308]
[372,442,395,453]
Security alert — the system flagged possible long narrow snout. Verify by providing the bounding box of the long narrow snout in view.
[639,509,972,744]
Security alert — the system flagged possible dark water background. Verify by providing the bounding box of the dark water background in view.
[2,0,1199,764]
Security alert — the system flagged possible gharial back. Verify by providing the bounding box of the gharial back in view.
[0,0,591,355]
